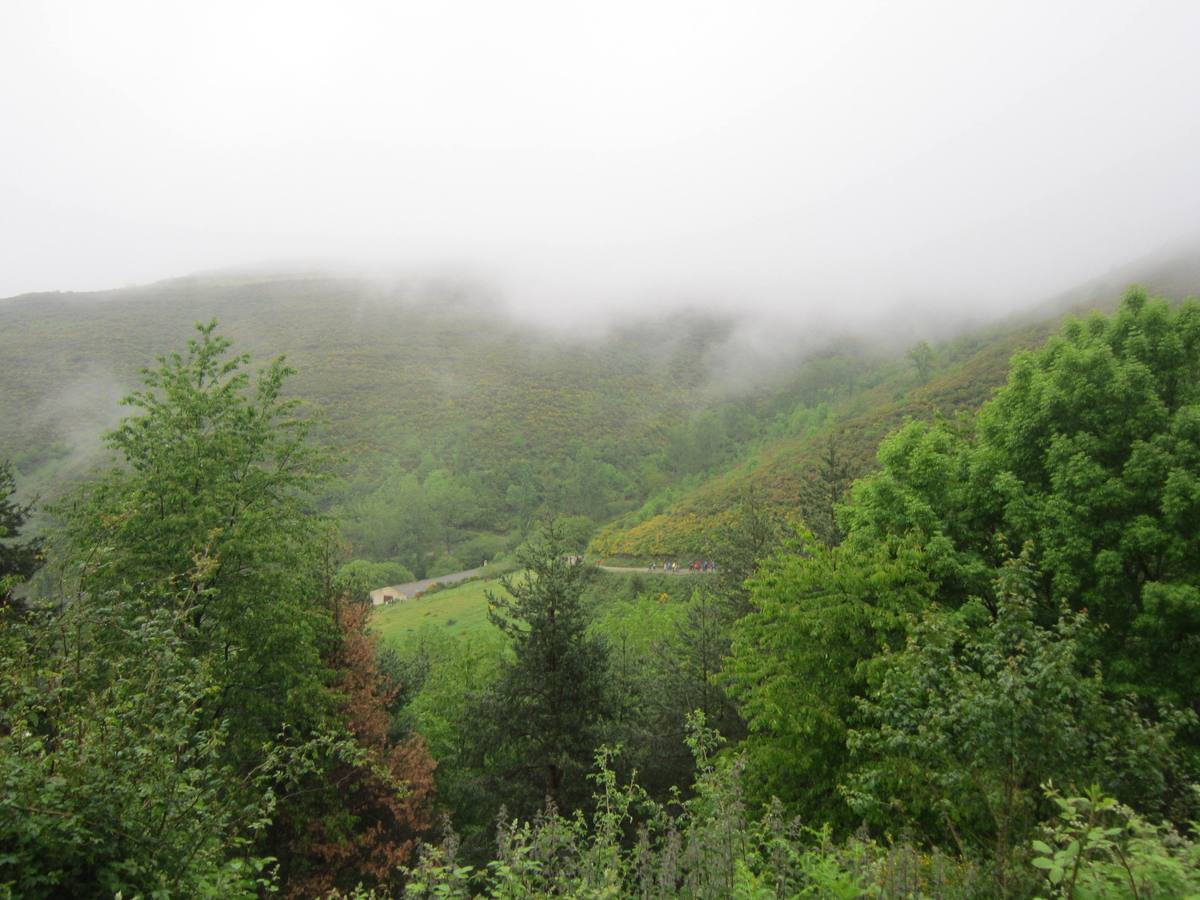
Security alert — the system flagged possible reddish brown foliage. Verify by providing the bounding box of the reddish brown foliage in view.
[279,600,437,898]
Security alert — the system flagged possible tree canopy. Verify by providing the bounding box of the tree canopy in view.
[1,323,436,897]
[845,290,1200,708]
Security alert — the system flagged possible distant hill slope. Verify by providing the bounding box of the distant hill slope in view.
[590,321,1049,557]
[0,272,723,485]
[5,249,1198,568]
[590,249,1200,558]
[3,271,766,577]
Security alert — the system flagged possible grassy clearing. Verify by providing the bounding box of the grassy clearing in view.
[369,575,509,643]
[369,567,695,649]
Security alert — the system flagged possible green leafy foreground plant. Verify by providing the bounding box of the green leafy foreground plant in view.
[0,591,275,897]
[335,740,1195,899]
[847,548,1191,894]
[393,714,982,899]
[1030,785,1200,899]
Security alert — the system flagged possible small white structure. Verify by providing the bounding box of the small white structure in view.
[370,586,408,607]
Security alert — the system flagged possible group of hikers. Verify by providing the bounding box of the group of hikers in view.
[647,559,717,573]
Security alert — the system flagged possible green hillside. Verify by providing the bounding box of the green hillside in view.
[371,576,507,642]
[0,272,732,574]
[1,273,718,470]
[6,256,1199,577]
[590,320,1052,556]
[590,255,1200,558]
[9,272,1200,898]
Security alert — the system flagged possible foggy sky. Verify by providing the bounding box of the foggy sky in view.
[3,1,1200,321]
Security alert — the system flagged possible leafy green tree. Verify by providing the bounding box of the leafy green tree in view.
[402,628,505,854]
[846,291,1200,709]
[725,532,935,826]
[504,467,542,535]
[846,550,1187,889]
[336,558,416,603]
[424,468,478,555]
[0,583,276,898]
[62,321,340,759]
[478,524,612,814]
[10,322,440,894]
[908,339,935,382]
[555,513,596,554]
[346,469,438,575]
[551,446,631,522]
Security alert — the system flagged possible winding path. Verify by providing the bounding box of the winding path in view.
[374,561,706,602]
[375,566,486,601]
[597,565,710,576]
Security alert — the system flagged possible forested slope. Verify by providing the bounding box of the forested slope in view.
[1,272,730,573]
[591,251,1200,557]
[0,273,716,475]
[7,253,1199,576]
[6,275,1200,897]
[590,321,1053,556]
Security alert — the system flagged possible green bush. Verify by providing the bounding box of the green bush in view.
[1031,786,1200,898]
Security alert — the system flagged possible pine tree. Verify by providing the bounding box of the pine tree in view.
[801,432,855,548]
[482,524,611,813]
[708,486,787,617]
[0,460,42,606]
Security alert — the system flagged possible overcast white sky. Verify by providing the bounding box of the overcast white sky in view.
[2,1,1199,319]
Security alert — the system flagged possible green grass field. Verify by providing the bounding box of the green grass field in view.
[367,567,693,648]
[369,575,509,643]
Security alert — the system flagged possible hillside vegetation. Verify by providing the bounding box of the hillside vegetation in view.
[590,249,1200,558]
[590,319,1055,556]
[5,279,1200,897]
[1,273,730,575]
[7,257,1198,578]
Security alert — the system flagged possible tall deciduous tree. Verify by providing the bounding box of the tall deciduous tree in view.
[26,322,436,895]
[64,321,339,756]
[725,532,935,826]
[0,588,276,898]
[846,290,1200,709]
[847,549,1189,888]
